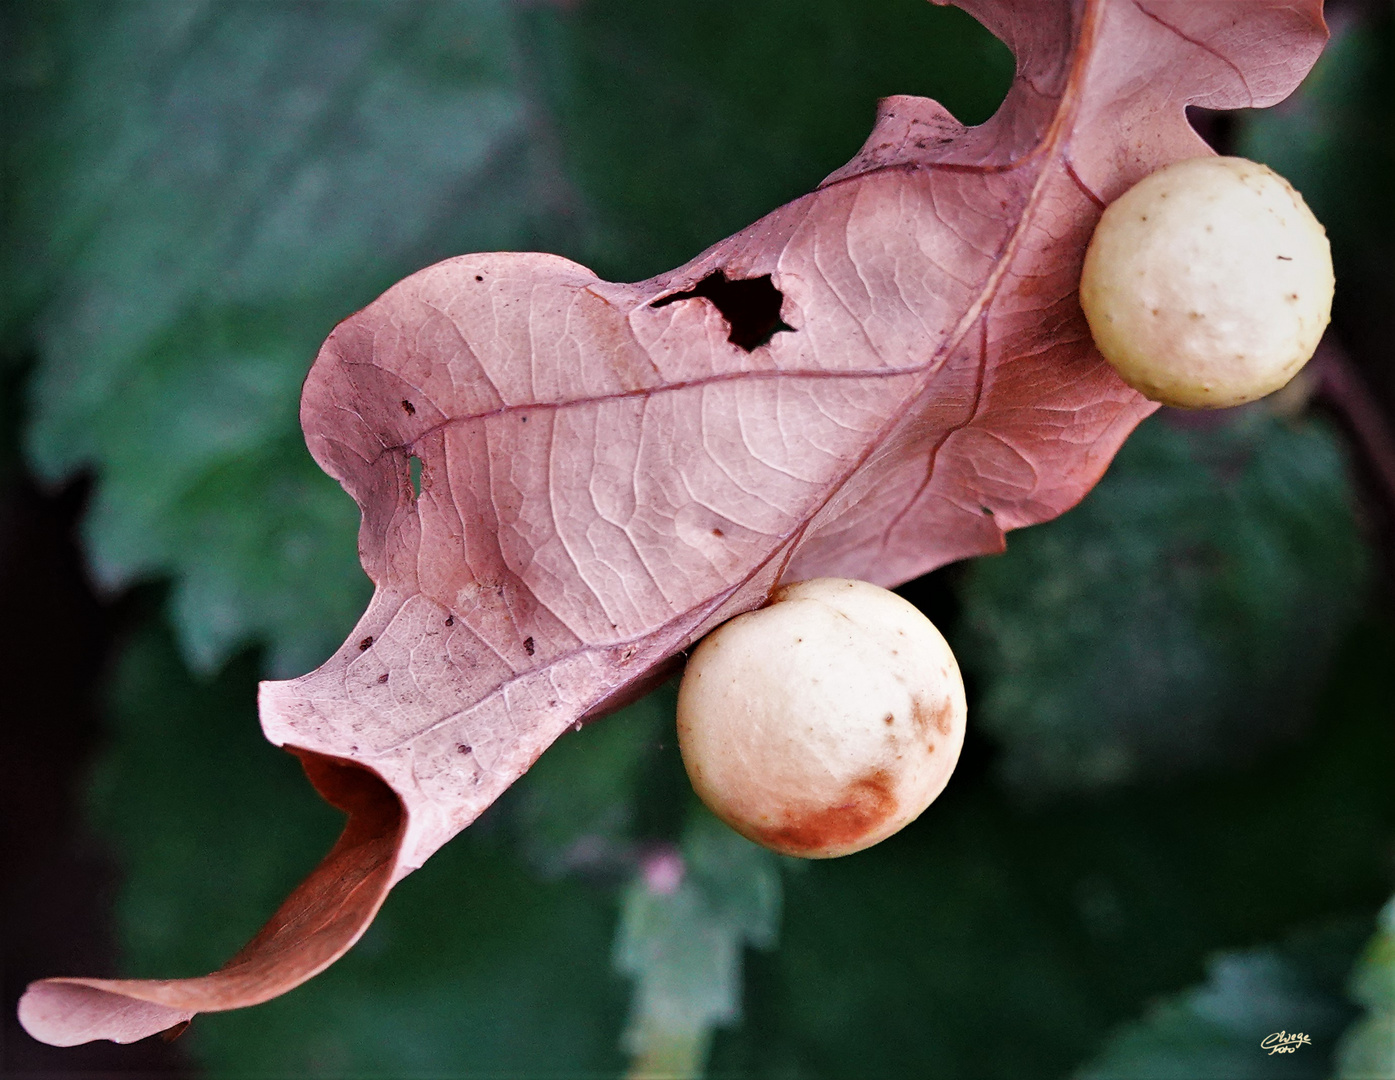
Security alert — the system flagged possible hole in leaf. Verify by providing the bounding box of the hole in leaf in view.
[409,455,423,499]
[652,271,795,352]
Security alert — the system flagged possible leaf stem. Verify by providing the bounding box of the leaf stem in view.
[1311,336,1395,561]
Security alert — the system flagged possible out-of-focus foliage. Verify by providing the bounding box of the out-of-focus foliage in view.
[1238,12,1395,401]
[1076,924,1364,1080]
[708,621,1395,1077]
[512,685,676,879]
[6,0,1392,1076]
[1336,896,1395,1080]
[89,613,1395,1076]
[525,0,1011,280]
[3,0,574,675]
[959,411,1368,794]
[614,812,781,1075]
[1237,14,1395,1072]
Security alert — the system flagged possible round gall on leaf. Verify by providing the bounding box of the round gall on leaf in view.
[1080,156,1333,409]
[676,578,966,859]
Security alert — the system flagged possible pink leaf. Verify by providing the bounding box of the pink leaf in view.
[20,0,1326,1047]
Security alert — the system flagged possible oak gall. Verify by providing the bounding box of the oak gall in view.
[1080,156,1333,409]
[676,578,966,858]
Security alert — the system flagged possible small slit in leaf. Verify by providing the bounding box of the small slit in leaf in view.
[409,455,423,499]
[651,270,795,351]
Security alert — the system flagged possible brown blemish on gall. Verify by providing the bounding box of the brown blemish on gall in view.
[747,770,897,856]
[911,695,953,741]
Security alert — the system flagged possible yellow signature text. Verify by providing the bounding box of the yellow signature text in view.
[1260,1031,1312,1055]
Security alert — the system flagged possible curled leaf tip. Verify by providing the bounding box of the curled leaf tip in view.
[23,0,1328,1046]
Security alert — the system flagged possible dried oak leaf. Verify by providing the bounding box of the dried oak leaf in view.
[20,0,1325,1048]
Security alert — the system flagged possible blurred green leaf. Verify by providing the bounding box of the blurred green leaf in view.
[7,0,579,675]
[614,810,781,1077]
[512,691,785,1077]
[708,618,1395,1077]
[510,684,676,878]
[957,411,1369,794]
[91,613,344,968]
[1236,11,1395,384]
[1336,896,1395,1080]
[526,0,1012,280]
[1076,923,1364,1080]
[90,598,1395,1077]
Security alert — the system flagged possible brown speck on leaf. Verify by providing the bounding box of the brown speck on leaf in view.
[712,527,724,537]
[1277,254,1292,260]
[475,274,484,281]
[445,615,454,626]
[359,636,374,651]
[377,673,389,684]
[400,399,416,415]
[523,636,536,656]
[457,743,471,754]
